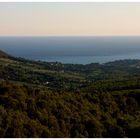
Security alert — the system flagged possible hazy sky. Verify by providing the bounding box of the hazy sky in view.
[0,3,140,36]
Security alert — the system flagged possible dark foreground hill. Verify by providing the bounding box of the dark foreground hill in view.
[0,50,140,138]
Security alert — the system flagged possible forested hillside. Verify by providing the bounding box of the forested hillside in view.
[0,50,140,138]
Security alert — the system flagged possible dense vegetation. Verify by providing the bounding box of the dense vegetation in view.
[0,50,140,138]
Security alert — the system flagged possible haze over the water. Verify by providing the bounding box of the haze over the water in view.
[0,3,140,36]
[1,36,140,64]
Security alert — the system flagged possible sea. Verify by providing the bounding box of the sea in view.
[0,36,140,64]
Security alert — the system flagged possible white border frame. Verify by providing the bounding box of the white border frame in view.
[1,0,140,2]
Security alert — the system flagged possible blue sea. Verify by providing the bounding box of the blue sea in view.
[0,36,140,64]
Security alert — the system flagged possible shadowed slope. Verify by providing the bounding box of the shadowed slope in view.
[0,50,11,58]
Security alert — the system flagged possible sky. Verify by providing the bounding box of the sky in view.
[0,2,140,36]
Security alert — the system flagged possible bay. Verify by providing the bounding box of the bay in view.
[0,36,140,64]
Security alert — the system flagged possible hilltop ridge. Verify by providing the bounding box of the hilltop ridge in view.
[0,49,140,89]
[0,50,11,58]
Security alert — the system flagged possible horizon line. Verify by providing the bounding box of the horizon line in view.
[1,35,140,37]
